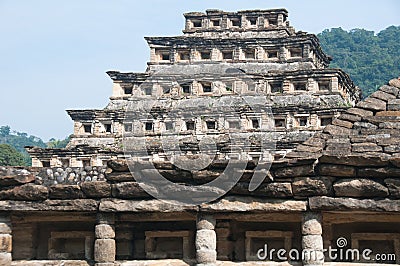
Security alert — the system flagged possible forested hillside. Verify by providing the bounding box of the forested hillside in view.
[0,126,70,166]
[318,26,400,97]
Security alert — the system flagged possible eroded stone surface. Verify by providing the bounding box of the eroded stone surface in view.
[333,179,389,198]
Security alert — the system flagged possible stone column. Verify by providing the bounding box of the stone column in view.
[215,221,232,261]
[0,214,12,266]
[233,47,241,61]
[258,16,265,29]
[277,14,284,26]
[221,15,228,29]
[196,214,217,266]
[282,80,291,93]
[331,77,339,92]
[303,44,311,58]
[255,46,264,60]
[279,46,287,61]
[150,48,157,63]
[94,213,116,266]
[302,212,324,265]
[211,48,220,61]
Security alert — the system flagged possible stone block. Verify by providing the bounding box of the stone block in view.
[376,111,400,116]
[302,249,324,265]
[0,174,35,187]
[95,224,115,239]
[273,164,314,178]
[0,252,11,266]
[202,196,307,212]
[0,199,98,212]
[379,122,400,129]
[107,160,129,172]
[338,113,362,122]
[196,249,217,264]
[318,164,356,177]
[388,99,400,111]
[390,156,400,167]
[49,185,83,199]
[295,144,323,153]
[302,213,322,235]
[333,178,388,198]
[353,122,378,130]
[384,179,400,198]
[388,79,400,90]
[302,235,323,250]
[0,223,11,234]
[258,182,293,198]
[231,182,293,198]
[356,97,387,111]
[0,234,11,253]
[324,125,355,136]
[319,154,390,167]
[94,239,115,263]
[380,85,399,96]
[332,118,353,129]
[351,143,382,152]
[292,177,332,197]
[111,182,150,199]
[106,172,135,182]
[81,181,111,198]
[358,167,400,178]
[370,90,397,101]
[309,196,400,212]
[0,184,48,201]
[384,145,400,153]
[346,107,373,117]
[196,229,216,250]
[197,215,215,230]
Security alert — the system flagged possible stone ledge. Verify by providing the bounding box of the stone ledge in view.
[118,260,301,266]
[201,196,307,212]
[324,263,395,266]
[118,260,191,266]
[99,198,198,212]
[309,196,400,212]
[215,261,301,265]
[11,261,89,266]
[0,199,98,211]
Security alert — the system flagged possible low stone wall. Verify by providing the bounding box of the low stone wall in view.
[0,154,399,204]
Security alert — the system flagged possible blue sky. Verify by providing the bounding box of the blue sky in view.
[0,0,399,141]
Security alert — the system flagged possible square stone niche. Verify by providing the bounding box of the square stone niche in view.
[145,231,191,260]
[48,231,94,260]
[245,230,293,261]
[351,233,400,264]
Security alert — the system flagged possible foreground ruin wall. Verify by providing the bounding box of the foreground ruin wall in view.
[1,78,400,266]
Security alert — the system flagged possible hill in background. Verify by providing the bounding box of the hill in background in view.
[318,25,400,97]
[0,126,70,166]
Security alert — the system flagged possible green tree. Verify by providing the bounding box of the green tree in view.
[0,126,10,137]
[47,135,71,149]
[0,144,26,166]
[318,26,400,97]
[0,125,71,166]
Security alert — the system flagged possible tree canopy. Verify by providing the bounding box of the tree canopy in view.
[0,126,70,166]
[318,26,400,97]
[0,144,25,166]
